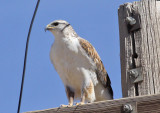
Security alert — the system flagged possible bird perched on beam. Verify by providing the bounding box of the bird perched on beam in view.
[45,20,113,107]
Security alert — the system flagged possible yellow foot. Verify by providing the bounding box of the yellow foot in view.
[60,104,72,107]
[76,102,85,106]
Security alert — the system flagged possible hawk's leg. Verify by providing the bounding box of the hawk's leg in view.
[76,92,85,105]
[76,80,95,106]
[61,86,74,107]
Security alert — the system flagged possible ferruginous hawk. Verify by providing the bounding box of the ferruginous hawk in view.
[45,20,113,106]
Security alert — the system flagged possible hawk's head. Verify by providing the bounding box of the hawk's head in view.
[45,20,72,34]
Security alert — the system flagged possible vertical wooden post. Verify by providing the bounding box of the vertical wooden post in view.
[118,0,160,98]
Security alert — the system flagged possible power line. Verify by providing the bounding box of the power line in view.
[17,0,40,113]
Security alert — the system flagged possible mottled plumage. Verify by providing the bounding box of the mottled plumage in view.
[79,38,113,96]
[45,20,113,106]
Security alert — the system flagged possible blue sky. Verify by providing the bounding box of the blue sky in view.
[0,0,137,113]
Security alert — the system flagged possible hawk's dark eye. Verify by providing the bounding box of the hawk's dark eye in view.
[52,22,59,26]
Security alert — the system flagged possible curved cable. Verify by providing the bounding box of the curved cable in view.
[17,0,40,113]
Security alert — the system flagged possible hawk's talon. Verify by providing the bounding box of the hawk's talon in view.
[76,102,85,106]
[60,104,72,107]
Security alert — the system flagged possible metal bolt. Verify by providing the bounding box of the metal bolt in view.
[129,70,138,78]
[126,17,136,26]
[123,104,133,113]
[129,70,136,75]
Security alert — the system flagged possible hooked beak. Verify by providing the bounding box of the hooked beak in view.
[45,24,55,32]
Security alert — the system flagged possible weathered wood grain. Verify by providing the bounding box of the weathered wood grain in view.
[24,94,160,113]
[119,0,160,97]
[119,2,137,97]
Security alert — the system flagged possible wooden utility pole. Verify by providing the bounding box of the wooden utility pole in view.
[24,0,160,113]
[119,0,160,98]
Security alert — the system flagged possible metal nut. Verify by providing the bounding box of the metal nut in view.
[126,17,136,26]
[123,104,133,113]
[129,69,139,78]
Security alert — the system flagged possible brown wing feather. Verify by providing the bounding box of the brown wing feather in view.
[79,38,113,98]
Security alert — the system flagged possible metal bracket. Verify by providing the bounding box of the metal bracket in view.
[126,12,141,32]
[129,67,143,83]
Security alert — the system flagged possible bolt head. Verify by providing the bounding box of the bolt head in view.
[129,70,136,75]
[123,104,133,113]
[126,17,136,26]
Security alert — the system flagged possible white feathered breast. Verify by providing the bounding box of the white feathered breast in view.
[50,36,98,99]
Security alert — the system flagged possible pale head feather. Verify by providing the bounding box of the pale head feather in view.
[46,20,78,37]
